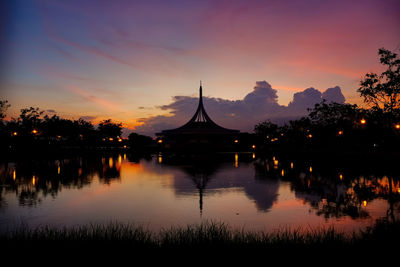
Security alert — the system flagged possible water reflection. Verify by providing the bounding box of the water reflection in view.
[0,154,123,207]
[0,152,399,230]
[253,156,400,221]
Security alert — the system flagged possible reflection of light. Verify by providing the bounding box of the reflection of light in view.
[118,155,122,165]
[274,160,279,166]
[102,157,105,164]
[252,153,255,159]
[339,174,343,180]
[109,158,113,168]
[13,170,16,180]
[290,162,294,169]
[123,145,127,149]
[281,169,285,176]
[252,145,256,149]
[57,166,61,174]
[234,153,238,168]
[398,188,400,193]
[309,166,313,172]
[360,119,366,124]
[123,154,126,160]
[273,156,276,161]
[78,168,82,176]
[109,137,114,141]
[363,200,367,207]
[158,153,162,164]
[32,175,36,185]
[13,131,18,136]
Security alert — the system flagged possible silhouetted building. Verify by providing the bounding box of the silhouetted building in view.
[156,83,239,151]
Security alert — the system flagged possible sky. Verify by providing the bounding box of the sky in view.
[1,0,400,135]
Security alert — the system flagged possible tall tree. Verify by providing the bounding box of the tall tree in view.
[0,100,10,121]
[358,48,400,114]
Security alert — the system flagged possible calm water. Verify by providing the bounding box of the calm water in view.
[0,152,399,233]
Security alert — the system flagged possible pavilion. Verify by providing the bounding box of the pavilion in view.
[156,83,240,151]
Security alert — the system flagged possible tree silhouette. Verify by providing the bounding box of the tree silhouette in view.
[358,48,400,114]
[98,119,123,139]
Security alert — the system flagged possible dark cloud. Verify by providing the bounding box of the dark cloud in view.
[322,86,345,103]
[135,81,346,136]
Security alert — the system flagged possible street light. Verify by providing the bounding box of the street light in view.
[360,119,366,124]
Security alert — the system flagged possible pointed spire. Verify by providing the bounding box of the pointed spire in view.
[199,80,202,100]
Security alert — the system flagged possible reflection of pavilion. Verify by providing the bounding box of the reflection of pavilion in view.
[160,155,279,215]
[156,83,239,150]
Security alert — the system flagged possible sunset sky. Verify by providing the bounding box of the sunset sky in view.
[1,0,399,135]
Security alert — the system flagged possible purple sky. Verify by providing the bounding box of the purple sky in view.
[1,0,399,135]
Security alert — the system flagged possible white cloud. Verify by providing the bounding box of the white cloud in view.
[135,81,346,136]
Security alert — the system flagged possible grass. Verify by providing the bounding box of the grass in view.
[1,219,399,255]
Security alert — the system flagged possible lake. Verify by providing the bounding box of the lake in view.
[1,152,399,233]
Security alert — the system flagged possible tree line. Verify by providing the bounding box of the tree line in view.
[253,48,400,153]
[0,104,154,153]
[1,48,399,154]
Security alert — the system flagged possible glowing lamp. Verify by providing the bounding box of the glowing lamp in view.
[158,139,163,143]
[118,138,123,142]
[12,132,18,136]
[338,131,343,135]
[360,119,366,124]
[234,139,239,143]
[252,145,256,149]
[363,200,367,207]
[395,124,400,129]
[32,129,38,134]
[109,137,114,141]
[308,134,312,138]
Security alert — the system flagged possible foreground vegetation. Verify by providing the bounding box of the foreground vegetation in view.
[1,219,399,252]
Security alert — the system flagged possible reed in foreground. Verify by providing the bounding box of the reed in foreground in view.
[1,219,399,252]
